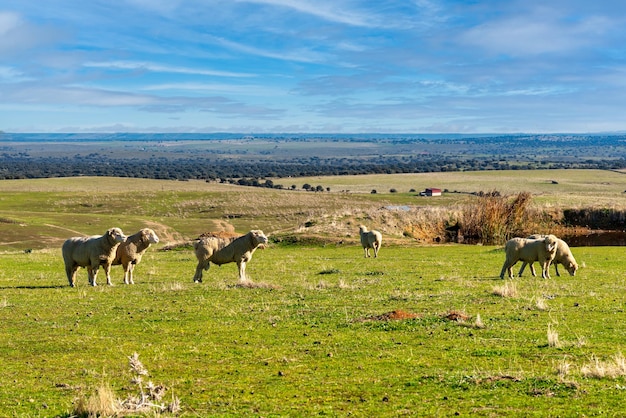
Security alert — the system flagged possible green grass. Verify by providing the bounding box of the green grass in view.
[1,243,626,416]
[0,172,625,416]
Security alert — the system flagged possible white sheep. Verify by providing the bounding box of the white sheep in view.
[359,225,382,258]
[62,227,127,287]
[518,234,578,277]
[500,234,559,279]
[193,230,268,282]
[112,228,159,284]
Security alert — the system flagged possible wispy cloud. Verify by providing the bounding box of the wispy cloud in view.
[83,61,255,78]
[235,0,380,27]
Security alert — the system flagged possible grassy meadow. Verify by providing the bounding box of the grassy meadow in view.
[0,170,626,416]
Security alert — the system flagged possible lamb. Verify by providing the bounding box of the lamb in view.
[359,225,382,258]
[62,227,127,287]
[499,234,559,279]
[193,230,268,282]
[518,234,578,277]
[112,228,159,284]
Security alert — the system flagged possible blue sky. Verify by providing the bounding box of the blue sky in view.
[1,1,625,133]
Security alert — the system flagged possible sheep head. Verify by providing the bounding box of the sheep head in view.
[141,228,160,244]
[108,227,126,244]
[544,235,558,253]
[249,230,268,248]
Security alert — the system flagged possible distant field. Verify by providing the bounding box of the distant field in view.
[0,170,624,251]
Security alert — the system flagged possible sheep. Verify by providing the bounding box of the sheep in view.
[112,228,159,284]
[359,225,382,258]
[518,235,578,277]
[193,230,268,282]
[62,227,126,287]
[499,234,559,280]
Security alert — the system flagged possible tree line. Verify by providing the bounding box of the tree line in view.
[0,154,624,182]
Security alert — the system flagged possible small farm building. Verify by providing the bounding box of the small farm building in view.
[420,188,442,197]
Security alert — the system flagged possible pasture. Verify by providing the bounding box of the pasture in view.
[0,171,625,416]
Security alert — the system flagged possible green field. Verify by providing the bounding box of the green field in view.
[1,171,626,416]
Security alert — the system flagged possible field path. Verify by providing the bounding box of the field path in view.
[142,220,186,244]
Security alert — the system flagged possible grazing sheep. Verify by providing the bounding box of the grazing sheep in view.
[112,228,160,284]
[62,227,126,287]
[500,234,559,279]
[193,230,268,282]
[518,235,578,277]
[359,225,382,258]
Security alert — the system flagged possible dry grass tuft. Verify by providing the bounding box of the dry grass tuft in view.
[493,281,518,298]
[556,358,572,377]
[581,353,626,379]
[535,296,549,311]
[473,313,485,329]
[547,324,561,348]
[74,384,120,417]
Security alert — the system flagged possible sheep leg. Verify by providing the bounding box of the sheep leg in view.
[88,266,98,286]
[500,261,515,279]
[66,264,78,287]
[128,264,135,285]
[364,247,370,258]
[554,263,561,277]
[193,261,207,283]
[517,262,527,277]
[238,261,247,281]
[373,244,379,258]
[541,260,551,279]
[103,264,113,286]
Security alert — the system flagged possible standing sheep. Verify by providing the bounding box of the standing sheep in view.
[518,235,578,277]
[193,230,268,282]
[359,225,382,258]
[112,228,160,284]
[62,227,127,287]
[500,235,559,280]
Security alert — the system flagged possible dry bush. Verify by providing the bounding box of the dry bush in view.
[73,353,181,417]
[461,191,544,245]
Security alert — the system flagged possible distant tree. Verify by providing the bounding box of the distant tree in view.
[390,188,397,193]
[326,187,331,192]
[303,183,312,191]
[315,185,324,192]
[371,189,377,194]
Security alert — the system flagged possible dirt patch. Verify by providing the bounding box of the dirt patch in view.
[354,309,421,322]
[443,310,470,322]
[229,280,281,290]
[198,230,240,239]
[443,311,469,322]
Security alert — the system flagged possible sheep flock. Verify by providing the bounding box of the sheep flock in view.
[58,223,580,287]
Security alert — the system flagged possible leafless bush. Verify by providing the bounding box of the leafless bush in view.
[73,353,181,416]
[461,191,545,245]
